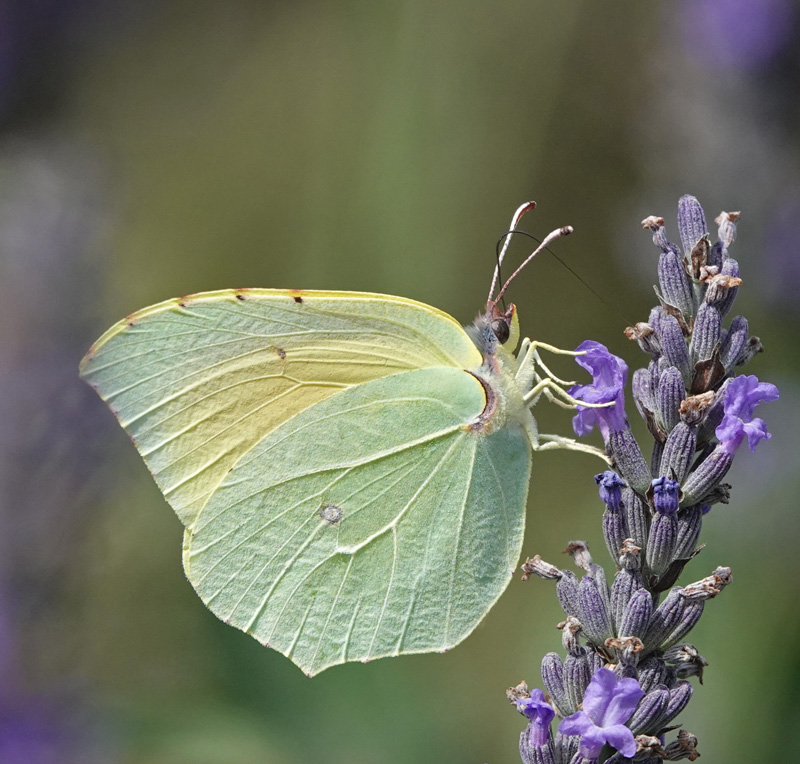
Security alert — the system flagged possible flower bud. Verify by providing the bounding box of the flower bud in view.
[715,209,740,250]
[597,472,629,563]
[608,429,652,495]
[595,471,625,509]
[661,599,704,650]
[663,681,693,724]
[553,733,579,764]
[622,488,650,551]
[625,322,660,355]
[519,729,555,764]
[633,367,655,421]
[690,303,722,364]
[681,447,733,506]
[703,273,742,307]
[674,505,703,559]
[636,654,672,693]
[664,728,700,761]
[556,570,581,619]
[577,571,614,644]
[563,651,594,713]
[717,257,740,317]
[627,684,670,735]
[655,315,692,385]
[677,195,708,258]
[682,566,732,599]
[645,474,680,576]
[658,245,695,319]
[658,422,696,483]
[521,555,562,581]
[559,616,584,656]
[564,540,593,572]
[720,315,748,372]
[610,562,644,632]
[663,643,708,683]
[541,653,570,716]
[618,588,653,640]
[644,588,685,648]
[646,511,679,579]
[657,366,685,434]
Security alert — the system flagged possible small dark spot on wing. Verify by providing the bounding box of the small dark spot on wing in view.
[290,289,304,304]
[275,346,287,359]
[236,293,246,301]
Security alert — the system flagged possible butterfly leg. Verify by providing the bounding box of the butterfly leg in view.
[516,338,588,393]
[522,376,612,410]
[530,351,575,386]
[534,433,611,462]
[520,398,609,461]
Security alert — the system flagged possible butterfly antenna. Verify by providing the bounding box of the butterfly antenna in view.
[488,201,537,303]
[492,225,574,304]
[537,234,636,325]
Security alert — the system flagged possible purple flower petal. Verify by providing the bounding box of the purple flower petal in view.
[516,689,555,726]
[569,341,629,441]
[577,725,609,759]
[581,667,620,723]
[559,668,645,760]
[602,677,645,726]
[558,710,593,737]
[603,723,638,758]
[651,476,681,515]
[716,375,779,453]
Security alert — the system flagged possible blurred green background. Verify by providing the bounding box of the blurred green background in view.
[1,1,799,762]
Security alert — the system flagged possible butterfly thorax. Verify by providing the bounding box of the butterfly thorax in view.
[464,303,535,438]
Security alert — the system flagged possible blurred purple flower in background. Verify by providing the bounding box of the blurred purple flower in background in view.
[764,199,800,312]
[0,140,118,761]
[678,0,797,72]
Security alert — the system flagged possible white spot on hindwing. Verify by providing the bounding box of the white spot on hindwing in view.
[320,503,343,525]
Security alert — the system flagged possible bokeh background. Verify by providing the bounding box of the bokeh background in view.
[1,1,798,762]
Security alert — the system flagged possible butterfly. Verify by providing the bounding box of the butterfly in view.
[80,203,604,676]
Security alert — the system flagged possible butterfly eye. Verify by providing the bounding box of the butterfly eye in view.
[491,319,510,344]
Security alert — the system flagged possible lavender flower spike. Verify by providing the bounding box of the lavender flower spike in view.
[569,341,629,442]
[715,374,779,454]
[510,197,776,763]
[558,667,645,760]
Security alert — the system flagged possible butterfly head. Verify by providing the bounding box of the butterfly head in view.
[467,301,520,356]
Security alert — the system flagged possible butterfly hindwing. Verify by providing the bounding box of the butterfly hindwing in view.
[183,367,531,675]
[80,290,483,526]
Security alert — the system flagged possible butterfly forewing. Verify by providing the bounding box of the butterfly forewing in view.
[80,290,483,526]
[183,367,530,675]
